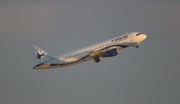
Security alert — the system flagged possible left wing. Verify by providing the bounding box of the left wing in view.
[89,42,139,58]
[89,46,119,58]
[89,50,105,58]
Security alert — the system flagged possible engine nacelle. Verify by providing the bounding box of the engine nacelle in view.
[103,49,118,57]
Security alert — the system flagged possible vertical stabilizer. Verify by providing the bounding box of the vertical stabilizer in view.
[29,45,55,62]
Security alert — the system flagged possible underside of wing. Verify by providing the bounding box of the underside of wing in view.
[89,42,139,58]
[89,46,119,58]
[89,50,106,58]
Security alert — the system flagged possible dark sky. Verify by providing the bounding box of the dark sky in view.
[0,1,180,104]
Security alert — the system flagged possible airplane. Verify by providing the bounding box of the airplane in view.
[30,32,147,69]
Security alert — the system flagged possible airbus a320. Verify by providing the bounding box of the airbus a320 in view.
[30,32,147,69]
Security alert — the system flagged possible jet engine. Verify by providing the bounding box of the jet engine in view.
[102,48,118,57]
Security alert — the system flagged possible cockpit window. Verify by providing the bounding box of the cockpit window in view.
[136,33,141,36]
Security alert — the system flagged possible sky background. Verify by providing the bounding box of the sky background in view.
[0,0,180,104]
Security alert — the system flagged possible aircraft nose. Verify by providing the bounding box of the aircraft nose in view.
[141,34,147,40]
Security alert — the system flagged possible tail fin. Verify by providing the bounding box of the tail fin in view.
[29,45,55,62]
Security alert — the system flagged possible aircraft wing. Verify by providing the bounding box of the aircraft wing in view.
[89,42,139,58]
[89,50,106,58]
[89,46,118,58]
